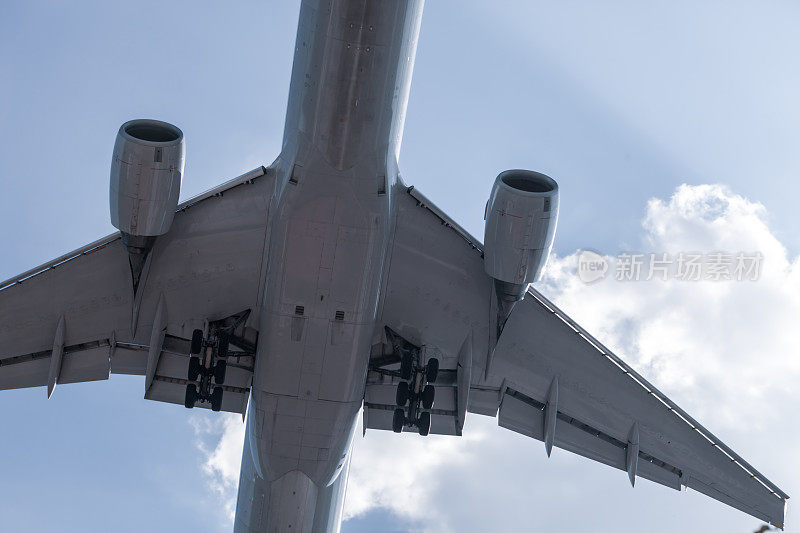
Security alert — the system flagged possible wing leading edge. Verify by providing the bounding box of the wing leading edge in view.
[372,184,787,528]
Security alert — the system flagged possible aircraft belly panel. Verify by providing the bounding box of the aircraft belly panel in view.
[252,164,389,493]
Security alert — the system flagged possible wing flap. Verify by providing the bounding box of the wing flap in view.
[363,403,459,436]
[145,377,249,414]
[59,347,111,384]
[111,346,148,375]
[0,357,50,390]
[466,387,501,417]
[141,348,253,415]
[498,390,682,490]
[0,342,113,390]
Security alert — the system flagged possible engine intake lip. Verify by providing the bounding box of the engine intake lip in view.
[120,119,183,146]
[498,169,557,195]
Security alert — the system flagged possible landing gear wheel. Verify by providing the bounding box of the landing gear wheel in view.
[425,357,439,383]
[400,352,413,381]
[395,381,410,406]
[210,386,224,412]
[418,411,431,436]
[392,408,405,433]
[188,356,202,382]
[184,384,198,409]
[218,330,230,358]
[190,329,204,354]
[421,384,435,409]
[214,359,227,385]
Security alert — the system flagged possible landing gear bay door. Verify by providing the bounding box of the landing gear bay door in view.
[371,184,787,528]
[0,167,275,416]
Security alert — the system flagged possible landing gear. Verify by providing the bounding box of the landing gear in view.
[418,411,431,436]
[421,384,435,410]
[184,383,198,409]
[400,351,413,381]
[218,330,230,358]
[425,358,439,383]
[213,359,227,385]
[190,329,203,354]
[210,386,224,412]
[184,327,230,410]
[395,381,409,406]
[188,356,202,382]
[388,330,439,436]
[392,408,405,433]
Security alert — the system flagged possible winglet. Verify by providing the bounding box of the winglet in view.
[46,316,66,399]
[626,421,640,487]
[543,376,558,457]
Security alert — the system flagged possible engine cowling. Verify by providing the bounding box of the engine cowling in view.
[110,119,184,236]
[483,169,559,287]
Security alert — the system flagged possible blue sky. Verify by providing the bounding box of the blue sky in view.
[1,1,799,532]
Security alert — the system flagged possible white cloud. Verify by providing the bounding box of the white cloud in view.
[540,184,800,429]
[343,417,485,525]
[190,413,245,521]
[194,184,799,532]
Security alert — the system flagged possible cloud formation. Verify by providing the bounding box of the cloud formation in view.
[191,413,246,521]
[195,184,798,532]
[541,184,800,429]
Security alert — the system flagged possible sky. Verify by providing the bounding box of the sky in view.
[1,1,799,532]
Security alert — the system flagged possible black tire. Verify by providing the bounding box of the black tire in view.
[188,356,202,382]
[392,408,405,433]
[218,330,230,358]
[184,383,197,409]
[418,411,431,436]
[395,381,409,406]
[422,384,435,409]
[211,386,224,412]
[214,359,227,385]
[400,351,413,381]
[190,329,204,354]
[425,357,439,383]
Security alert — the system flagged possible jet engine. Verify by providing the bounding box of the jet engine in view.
[110,119,184,237]
[109,119,185,308]
[483,169,559,325]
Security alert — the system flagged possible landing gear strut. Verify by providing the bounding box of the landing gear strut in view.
[389,332,439,436]
[184,327,229,411]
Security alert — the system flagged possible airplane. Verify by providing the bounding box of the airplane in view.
[0,0,788,531]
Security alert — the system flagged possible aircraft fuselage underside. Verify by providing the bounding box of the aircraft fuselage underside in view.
[234,1,424,531]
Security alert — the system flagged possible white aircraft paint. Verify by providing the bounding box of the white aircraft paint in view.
[235,2,424,531]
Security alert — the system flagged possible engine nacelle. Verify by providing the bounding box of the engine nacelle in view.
[483,169,559,287]
[110,119,184,236]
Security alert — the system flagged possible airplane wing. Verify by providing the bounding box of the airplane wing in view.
[0,166,274,415]
[368,184,788,528]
